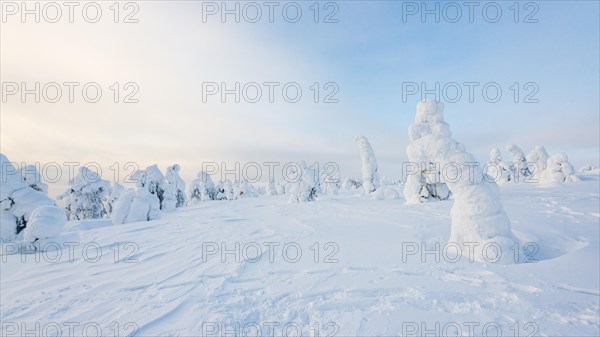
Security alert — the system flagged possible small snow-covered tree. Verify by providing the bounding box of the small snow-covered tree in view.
[320,172,340,195]
[162,164,186,211]
[276,181,286,195]
[20,164,48,194]
[105,182,125,215]
[342,178,362,190]
[579,164,598,173]
[1,153,65,243]
[356,136,380,193]
[57,167,111,220]
[526,145,549,179]
[111,188,161,225]
[540,153,577,184]
[506,144,532,179]
[234,179,256,199]
[288,161,318,203]
[265,180,279,196]
[190,171,217,203]
[134,164,167,209]
[215,180,235,200]
[403,100,517,262]
[486,148,512,184]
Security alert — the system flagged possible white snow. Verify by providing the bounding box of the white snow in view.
[1,175,598,336]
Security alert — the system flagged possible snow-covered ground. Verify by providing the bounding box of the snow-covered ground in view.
[1,173,599,337]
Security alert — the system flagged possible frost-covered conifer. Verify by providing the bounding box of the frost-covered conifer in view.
[288,161,318,203]
[20,164,48,194]
[342,178,362,191]
[1,153,65,243]
[403,100,516,262]
[320,172,340,195]
[215,180,235,200]
[162,164,186,210]
[57,167,111,220]
[356,136,380,193]
[134,165,166,208]
[105,182,125,215]
[266,180,279,196]
[404,102,451,203]
[540,153,577,184]
[506,144,532,179]
[526,145,549,179]
[190,171,217,203]
[487,148,512,184]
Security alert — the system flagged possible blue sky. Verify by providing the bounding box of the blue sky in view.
[1,1,598,194]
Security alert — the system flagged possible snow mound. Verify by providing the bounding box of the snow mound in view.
[22,206,67,242]
[111,189,161,225]
[540,153,577,184]
[371,186,400,200]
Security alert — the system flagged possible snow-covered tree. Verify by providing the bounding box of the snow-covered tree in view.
[403,100,516,262]
[506,144,532,179]
[215,180,235,200]
[404,103,451,203]
[540,153,577,184]
[234,179,256,199]
[162,164,186,211]
[20,164,48,194]
[275,181,286,195]
[342,178,362,190]
[265,180,279,196]
[58,167,111,220]
[320,172,340,195]
[288,161,318,203]
[105,182,125,215]
[486,148,512,184]
[356,136,380,193]
[579,164,598,173]
[111,188,161,225]
[526,145,549,179]
[134,164,166,208]
[1,153,66,243]
[190,171,217,203]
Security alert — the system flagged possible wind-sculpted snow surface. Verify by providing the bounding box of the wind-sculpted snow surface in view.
[404,100,517,263]
[1,178,599,336]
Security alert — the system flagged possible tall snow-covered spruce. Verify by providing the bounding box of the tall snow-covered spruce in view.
[403,100,518,263]
[356,135,380,194]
